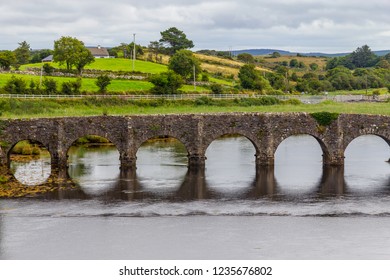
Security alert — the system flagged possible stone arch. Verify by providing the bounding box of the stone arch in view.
[202,132,260,159]
[64,133,121,157]
[7,139,52,186]
[134,133,191,160]
[273,133,331,164]
[6,137,54,167]
[343,132,390,153]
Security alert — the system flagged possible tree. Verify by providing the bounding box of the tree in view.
[159,27,194,55]
[53,36,95,73]
[149,71,184,94]
[168,50,201,81]
[14,41,31,65]
[238,64,271,92]
[350,45,378,68]
[289,59,299,68]
[271,51,281,58]
[75,47,95,74]
[148,41,163,62]
[95,75,111,93]
[0,51,16,70]
[237,53,255,64]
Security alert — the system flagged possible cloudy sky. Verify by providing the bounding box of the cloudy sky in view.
[1,0,390,53]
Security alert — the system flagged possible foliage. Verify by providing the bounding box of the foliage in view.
[61,78,82,95]
[168,50,201,80]
[238,64,271,92]
[148,41,164,62]
[149,71,184,94]
[95,75,111,93]
[326,45,379,70]
[159,27,194,55]
[3,76,27,94]
[310,112,340,126]
[53,36,95,73]
[237,53,255,64]
[210,84,224,94]
[13,41,30,65]
[43,63,54,74]
[0,51,16,70]
[43,78,57,94]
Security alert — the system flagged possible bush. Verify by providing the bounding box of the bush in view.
[61,78,82,95]
[43,78,57,94]
[149,71,184,95]
[95,75,111,93]
[3,76,27,94]
[43,63,54,75]
[310,112,340,126]
[210,84,224,95]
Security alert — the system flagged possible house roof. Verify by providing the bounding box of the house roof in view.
[42,55,53,62]
[87,46,109,57]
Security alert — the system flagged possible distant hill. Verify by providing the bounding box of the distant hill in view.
[232,49,390,57]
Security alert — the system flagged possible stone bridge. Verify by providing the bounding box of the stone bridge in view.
[0,113,389,174]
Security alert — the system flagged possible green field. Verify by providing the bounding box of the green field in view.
[0,73,153,93]
[21,58,168,74]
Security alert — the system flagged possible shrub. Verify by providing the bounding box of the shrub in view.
[43,63,54,75]
[61,78,82,95]
[310,112,340,126]
[149,71,184,95]
[95,75,111,93]
[3,76,27,94]
[43,78,57,94]
[210,84,224,95]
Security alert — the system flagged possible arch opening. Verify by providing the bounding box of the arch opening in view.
[344,134,390,193]
[9,140,51,186]
[67,135,120,196]
[274,134,323,195]
[136,136,188,197]
[205,134,256,197]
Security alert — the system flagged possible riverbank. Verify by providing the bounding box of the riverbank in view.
[0,97,389,118]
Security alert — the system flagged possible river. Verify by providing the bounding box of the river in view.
[1,135,390,259]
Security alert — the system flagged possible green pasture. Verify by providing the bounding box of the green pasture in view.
[0,73,153,92]
[20,58,168,74]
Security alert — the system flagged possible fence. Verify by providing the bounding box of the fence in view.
[0,93,388,103]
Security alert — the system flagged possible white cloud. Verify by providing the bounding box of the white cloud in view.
[1,0,390,52]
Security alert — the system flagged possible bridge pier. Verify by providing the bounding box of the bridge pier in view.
[255,153,275,166]
[188,154,206,170]
[323,152,345,166]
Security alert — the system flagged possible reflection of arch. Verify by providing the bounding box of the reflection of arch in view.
[274,134,330,164]
[203,133,259,157]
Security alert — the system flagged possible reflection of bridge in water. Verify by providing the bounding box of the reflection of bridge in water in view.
[1,113,389,198]
[44,165,356,201]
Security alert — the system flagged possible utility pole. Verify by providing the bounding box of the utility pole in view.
[133,33,136,72]
[193,64,196,91]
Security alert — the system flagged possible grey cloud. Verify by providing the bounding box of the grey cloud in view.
[1,0,390,52]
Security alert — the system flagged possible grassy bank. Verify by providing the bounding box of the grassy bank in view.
[0,97,389,119]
